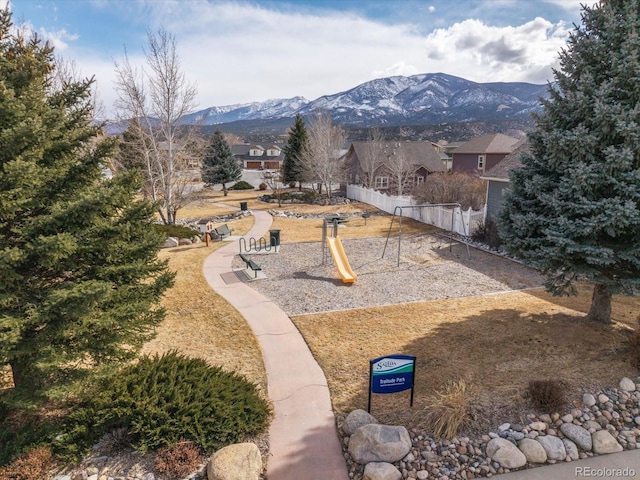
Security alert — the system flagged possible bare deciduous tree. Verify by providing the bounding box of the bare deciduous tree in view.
[114,28,199,224]
[300,112,346,198]
[413,172,486,210]
[358,128,386,188]
[386,143,415,196]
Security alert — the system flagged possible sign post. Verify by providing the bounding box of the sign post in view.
[368,354,416,413]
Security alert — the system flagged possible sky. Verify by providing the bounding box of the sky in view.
[7,0,586,118]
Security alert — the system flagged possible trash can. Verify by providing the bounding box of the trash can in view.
[269,229,281,247]
[240,201,248,211]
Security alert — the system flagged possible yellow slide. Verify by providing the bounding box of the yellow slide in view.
[327,236,357,283]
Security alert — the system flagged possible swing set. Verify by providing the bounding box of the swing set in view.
[381,203,471,266]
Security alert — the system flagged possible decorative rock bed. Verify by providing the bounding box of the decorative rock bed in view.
[339,377,640,479]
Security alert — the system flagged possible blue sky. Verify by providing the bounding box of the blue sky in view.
[8,0,585,118]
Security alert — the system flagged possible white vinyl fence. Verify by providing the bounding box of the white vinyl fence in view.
[346,184,485,236]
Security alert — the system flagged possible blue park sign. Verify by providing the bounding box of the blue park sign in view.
[368,354,416,413]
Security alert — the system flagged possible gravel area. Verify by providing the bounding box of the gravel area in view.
[234,235,545,315]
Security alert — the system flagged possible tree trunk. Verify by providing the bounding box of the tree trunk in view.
[222,183,228,196]
[298,181,302,192]
[9,356,40,391]
[586,284,612,324]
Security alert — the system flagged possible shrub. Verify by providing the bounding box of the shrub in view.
[471,216,503,249]
[95,427,131,454]
[423,379,468,439]
[288,181,297,188]
[154,439,203,478]
[61,351,270,457]
[0,447,56,480]
[152,224,199,239]
[413,172,486,210]
[0,403,63,467]
[527,380,566,413]
[230,180,254,190]
[258,182,268,191]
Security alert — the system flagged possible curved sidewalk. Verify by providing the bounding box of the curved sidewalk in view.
[202,208,348,480]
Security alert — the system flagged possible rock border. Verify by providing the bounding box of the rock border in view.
[339,377,640,479]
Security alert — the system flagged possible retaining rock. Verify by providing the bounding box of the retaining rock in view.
[207,443,262,480]
[486,438,527,469]
[349,424,412,464]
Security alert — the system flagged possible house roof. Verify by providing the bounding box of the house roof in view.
[232,143,285,160]
[482,139,529,181]
[348,141,446,173]
[452,133,521,155]
[231,144,251,155]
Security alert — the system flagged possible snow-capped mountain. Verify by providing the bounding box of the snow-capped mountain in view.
[156,73,549,129]
[178,96,309,125]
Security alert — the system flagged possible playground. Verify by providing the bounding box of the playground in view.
[237,234,546,315]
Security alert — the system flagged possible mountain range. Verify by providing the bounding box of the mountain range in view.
[178,72,550,129]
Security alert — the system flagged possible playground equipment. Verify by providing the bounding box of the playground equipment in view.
[382,204,471,266]
[322,216,357,284]
[239,229,281,254]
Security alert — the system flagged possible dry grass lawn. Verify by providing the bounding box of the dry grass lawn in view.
[291,286,639,434]
[142,216,267,393]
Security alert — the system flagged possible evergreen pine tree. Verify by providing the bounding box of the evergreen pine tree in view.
[282,114,309,188]
[500,0,640,324]
[0,9,174,399]
[201,129,241,196]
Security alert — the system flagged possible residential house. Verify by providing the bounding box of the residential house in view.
[480,139,528,220]
[345,141,446,193]
[432,140,463,171]
[451,133,521,176]
[232,143,285,170]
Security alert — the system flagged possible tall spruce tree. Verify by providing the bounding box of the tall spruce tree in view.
[201,129,241,196]
[282,114,309,188]
[500,0,640,324]
[0,9,174,399]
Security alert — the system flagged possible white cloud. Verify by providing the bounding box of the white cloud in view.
[423,17,570,84]
[428,5,436,13]
[38,27,79,51]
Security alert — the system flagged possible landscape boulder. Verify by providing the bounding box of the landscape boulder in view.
[207,443,262,480]
[592,430,623,454]
[619,377,636,392]
[363,462,402,480]
[348,424,412,464]
[486,438,527,469]
[562,438,579,460]
[517,438,547,464]
[536,435,566,461]
[162,237,179,248]
[343,409,379,436]
[560,423,592,451]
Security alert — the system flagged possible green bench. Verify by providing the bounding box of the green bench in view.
[214,223,234,240]
[239,253,262,278]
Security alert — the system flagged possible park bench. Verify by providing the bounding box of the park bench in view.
[213,223,234,240]
[239,253,262,278]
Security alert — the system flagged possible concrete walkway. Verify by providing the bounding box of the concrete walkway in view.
[202,208,348,480]
[498,449,640,480]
